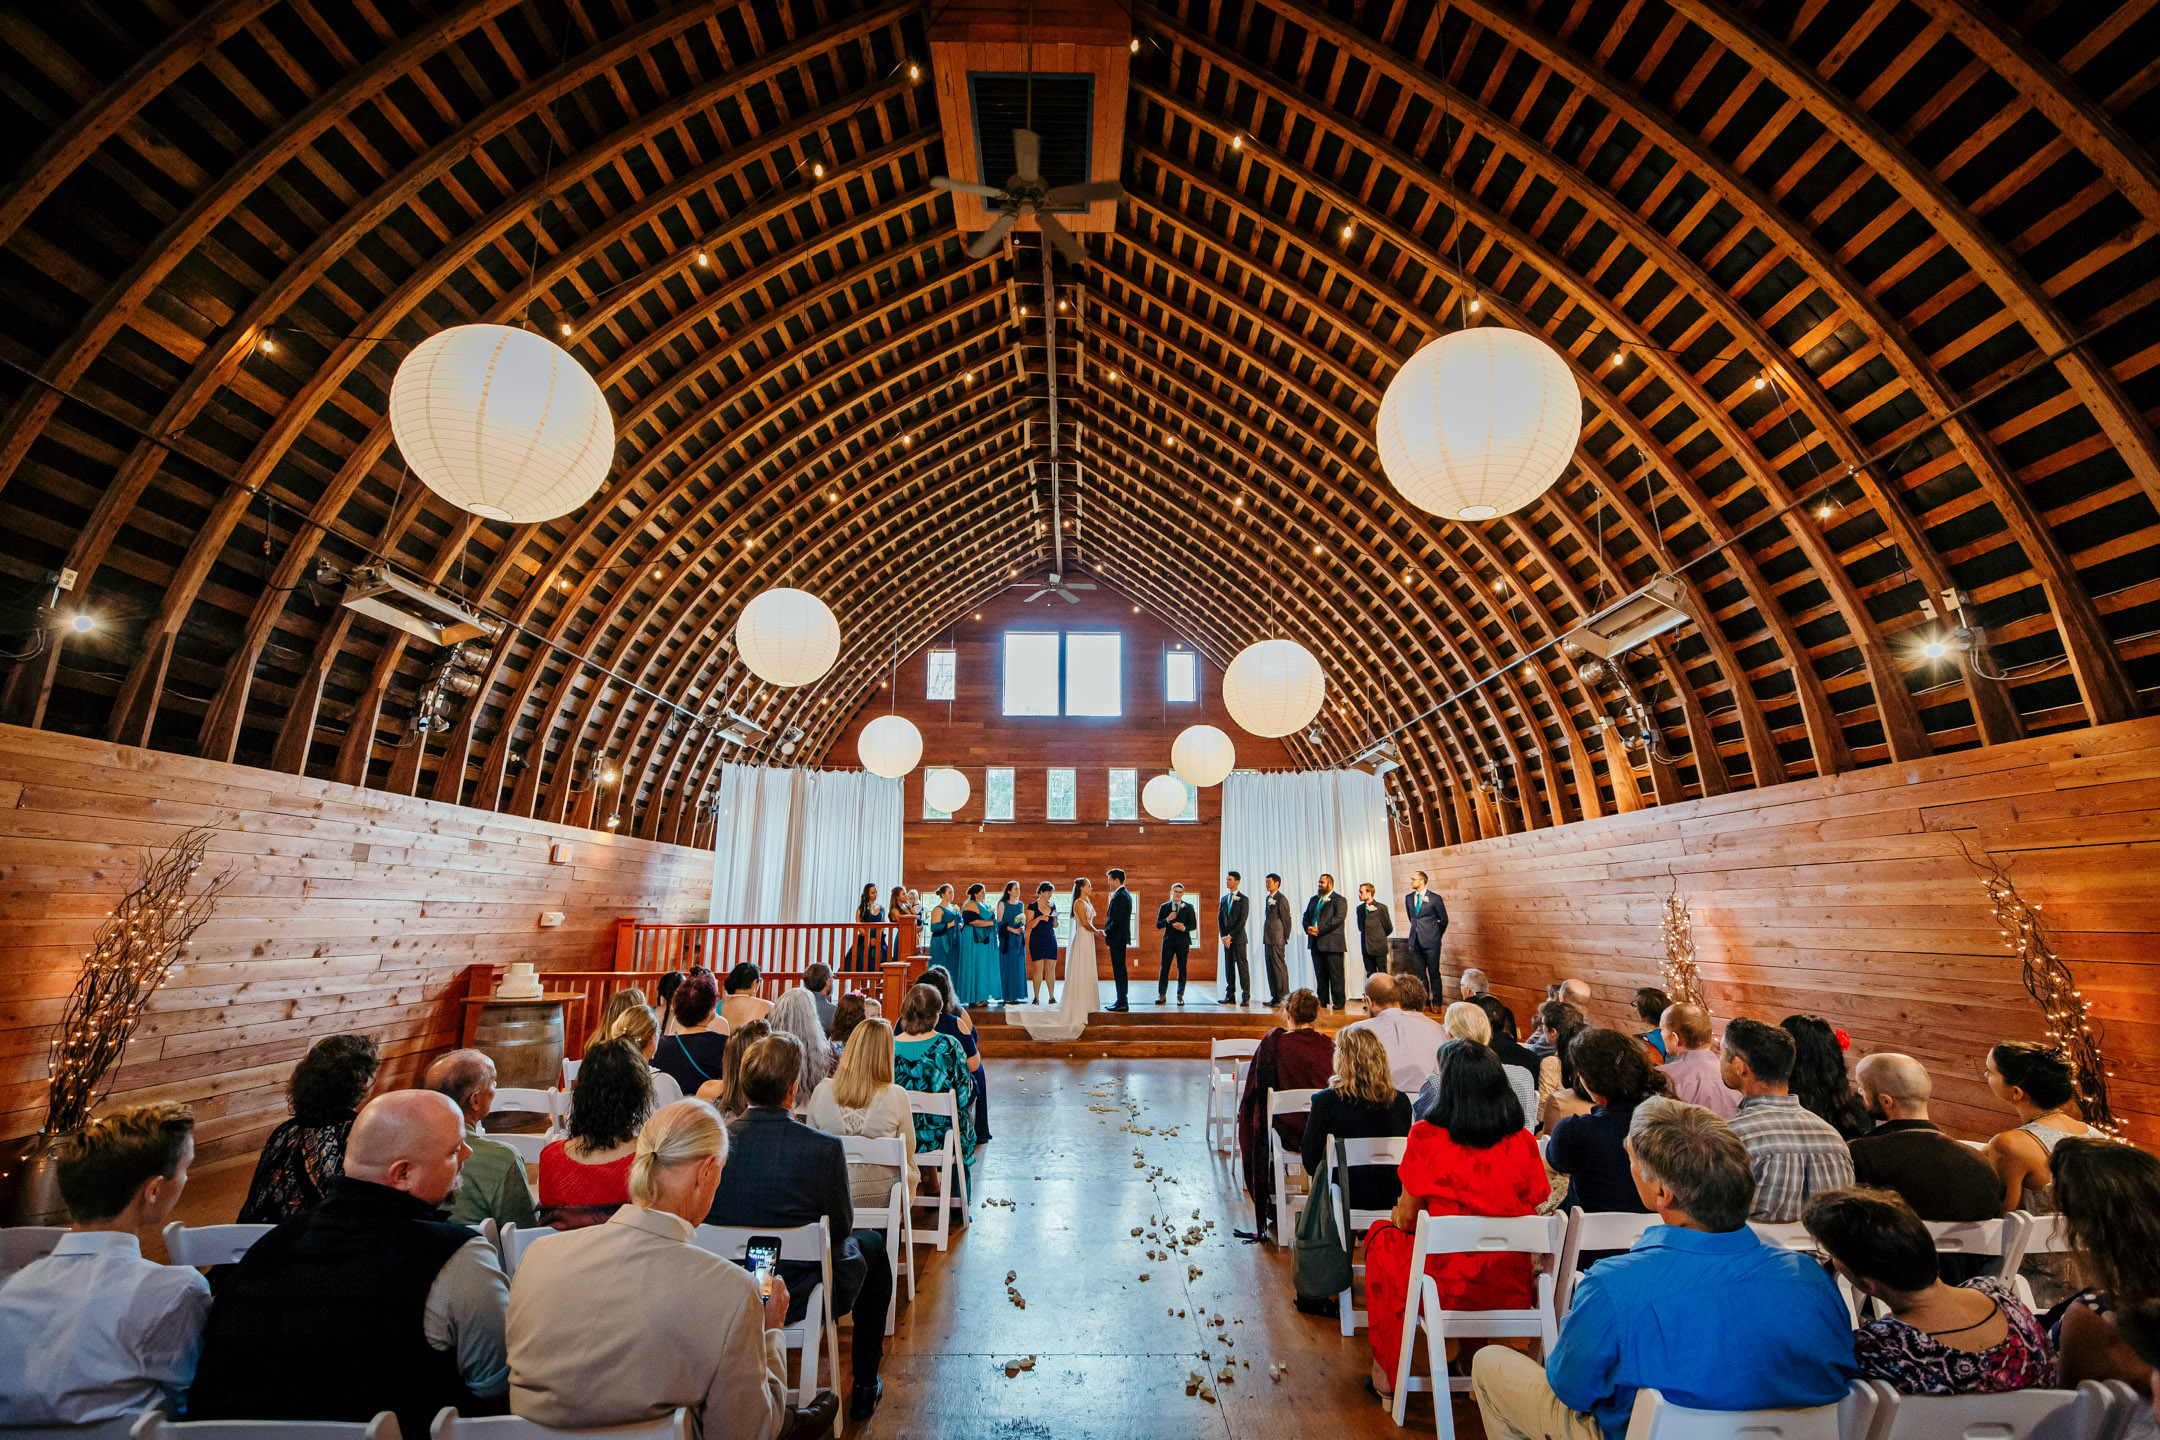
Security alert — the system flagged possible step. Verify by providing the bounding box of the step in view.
[978,1038,1219,1059]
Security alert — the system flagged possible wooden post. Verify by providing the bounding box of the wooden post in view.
[880,954,929,1020]
[612,915,639,971]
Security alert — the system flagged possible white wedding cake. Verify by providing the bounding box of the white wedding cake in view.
[493,963,544,999]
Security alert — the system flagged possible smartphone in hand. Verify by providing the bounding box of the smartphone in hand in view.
[745,1235,781,1298]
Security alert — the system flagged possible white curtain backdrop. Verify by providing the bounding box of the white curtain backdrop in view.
[708,765,903,923]
[1218,769,1392,995]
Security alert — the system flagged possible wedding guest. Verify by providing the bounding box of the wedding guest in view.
[768,986,831,1101]
[655,972,684,1037]
[585,987,653,1052]
[1473,995,1540,1090]
[1344,971,1447,1092]
[1366,1040,1546,1401]
[1848,1053,2001,1222]
[0,1103,210,1426]
[996,881,1029,1006]
[806,1018,920,1210]
[1982,1041,2094,1210]
[1459,968,1490,1001]
[238,1032,379,1224]
[1657,1003,1738,1118]
[507,1099,832,1440]
[1802,1186,2052,1395]
[716,1020,772,1119]
[1783,1014,1874,1140]
[425,1049,540,1229]
[1300,1026,1413,1218]
[538,1039,651,1228]
[1237,989,1334,1238]
[189,1091,510,1439]
[654,968,729,1102]
[1535,1002,1592,1128]
[720,963,772,1030]
[920,964,989,1144]
[1415,1002,1534,1130]
[830,993,871,1054]
[2052,1137,2160,1392]
[893,984,975,1158]
[802,963,836,1033]
[1394,973,1432,1014]
[1722,1018,1854,1222]
[1545,1029,1660,1217]
[604,1001,684,1108]
[1633,987,1671,1059]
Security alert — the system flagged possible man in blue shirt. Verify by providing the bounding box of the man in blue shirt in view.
[1472,1097,1856,1440]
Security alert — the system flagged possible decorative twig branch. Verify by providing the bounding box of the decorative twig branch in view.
[1966,844,2115,1132]
[1660,871,1706,1011]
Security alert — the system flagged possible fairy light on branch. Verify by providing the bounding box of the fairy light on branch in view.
[1660,875,1707,1012]
[1972,852,2116,1133]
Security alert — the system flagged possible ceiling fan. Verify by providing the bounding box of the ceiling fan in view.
[931,129,1122,265]
[1024,569,1094,604]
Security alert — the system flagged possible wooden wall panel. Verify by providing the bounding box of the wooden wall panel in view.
[827,587,1294,980]
[1391,716,2160,1147]
[0,725,712,1167]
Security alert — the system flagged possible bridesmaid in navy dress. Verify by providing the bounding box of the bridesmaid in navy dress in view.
[1025,881,1060,1005]
[995,881,1028,1005]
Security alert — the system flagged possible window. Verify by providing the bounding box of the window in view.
[1064,632,1122,715]
[927,649,956,701]
[1177,775,1199,822]
[985,767,1014,821]
[923,784,953,821]
[1107,768,1137,821]
[1002,632,1060,715]
[1046,767,1076,821]
[1166,649,1198,703]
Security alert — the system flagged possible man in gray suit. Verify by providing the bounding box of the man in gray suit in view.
[1403,870,1448,999]
[1216,872,1251,1006]
[1259,873,1293,1006]
[1304,874,1350,1011]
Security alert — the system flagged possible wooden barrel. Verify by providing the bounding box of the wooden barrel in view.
[470,997,567,1090]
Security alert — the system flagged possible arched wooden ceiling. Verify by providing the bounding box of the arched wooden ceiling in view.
[1,0,2156,852]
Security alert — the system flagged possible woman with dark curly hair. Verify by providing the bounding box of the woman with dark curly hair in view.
[538,1038,652,1228]
[1781,1014,1873,1140]
[237,1033,379,1223]
[2051,1137,2160,1393]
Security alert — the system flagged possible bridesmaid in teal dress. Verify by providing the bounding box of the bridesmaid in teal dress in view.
[957,883,998,1005]
[995,881,1028,1005]
[928,884,962,984]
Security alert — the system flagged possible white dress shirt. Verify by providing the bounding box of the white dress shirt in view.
[421,1235,513,1395]
[1344,1007,1450,1093]
[0,1230,212,1423]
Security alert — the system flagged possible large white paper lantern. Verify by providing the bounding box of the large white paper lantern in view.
[1222,639,1326,738]
[857,714,922,778]
[1374,327,1581,521]
[1171,724,1236,788]
[389,323,615,523]
[734,588,840,687]
[923,767,971,814]
[1142,772,1189,820]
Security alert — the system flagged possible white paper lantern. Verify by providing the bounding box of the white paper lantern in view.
[734,588,840,687]
[1374,327,1581,521]
[1222,639,1326,738]
[1142,773,1189,820]
[923,767,971,814]
[1171,724,1236,788]
[856,714,922,778]
[388,323,615,523]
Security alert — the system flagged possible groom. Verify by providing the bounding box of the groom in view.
[1104,869,1134,1012]
[1155,883,1198,1004]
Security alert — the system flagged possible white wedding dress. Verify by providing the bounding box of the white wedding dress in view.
[1020,897,1099,1042]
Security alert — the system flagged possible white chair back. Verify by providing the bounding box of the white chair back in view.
[492,1133,551,1165]
[692,1221,838,1433]
[131,1413,400,1440]
[560,1059,581,1087]
[1926,1218,2009,1256]
[1205,1038,1260,1152]
[1620,1385,1848,1440]
[1389,1212,1565,1437]
[840,1134,915,1330]
[1264,1087,1319,1240]
[1329,1134,1408,1336]
[905,1090,969,1251]
[497,1222,570,1279]
[1748,1220,1822,1253]
[485,1088,561,1130]
[162,1223,274,1268]
[2014,1211,2072,1253]
[427,1407,688,1440]
[2096,1382,2146,1440]
[1555,1208,1660,1315]
[1860,1378,2116,1440]
[3,1413,143,1440]
[0,1225,66,1278]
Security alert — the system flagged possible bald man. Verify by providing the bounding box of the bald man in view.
[188,1089,511,1438]
[427,1049,538,1229]
[1849,1052,2003,1225]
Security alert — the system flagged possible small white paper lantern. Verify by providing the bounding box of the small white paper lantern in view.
[734,588,840,687]
[1222,639,1326,738]
[923,767,971,814]
[1374,327,1581,521]
[1171,724,1236,788]
[389,323,615,523]
[1142,773,1190,820]
[857,714,922,778]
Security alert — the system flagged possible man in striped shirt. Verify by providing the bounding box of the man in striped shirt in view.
[1720,1018,1854,1223]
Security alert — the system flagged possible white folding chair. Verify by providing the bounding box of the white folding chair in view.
[1924,1217,2018,1280]
[1860,1378,2116,1440]
[559,1058,581,1087]
[485,1088,562,1133]
[1332,1135,1409,1336]
[841,1134,915,1332]
[2012,1210,2070,1260]
[1620,1385,1852,1440]
[161,1222,273,1267]
[1555,1208,1660,1316]
[2,1414,144,1440]
[497,1222,570,1280]
[131,1413,400,1440]
[0,1225,66,1279]
[693,1221,840,1437]
[2096,1382,2146,1440]
[1206,1038,1259,1152]
[905,1090,969,1251]
[1266,1087,1320,1241]
[429,1406,688,1440]
[1388,1211,1564,1436]
[492,1133,552,1165]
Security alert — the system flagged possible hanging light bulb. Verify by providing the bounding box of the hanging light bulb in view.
[1231,134,1243,151]
[908,62,920,80]
[1130,36,1140,51]
[1753,373,1767,391]
[696,248,709,266]
[560,322,573,337]
[813,161,825,178]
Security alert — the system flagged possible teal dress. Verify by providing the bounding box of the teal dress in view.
[930,902,963,983]
[996,899,1028,1001]
[956,900,998,1005]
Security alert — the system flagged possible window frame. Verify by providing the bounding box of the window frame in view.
[1107,767,1138,822]
[926,647,957,702]
[1000,629,1124,717]
[1165,648,1198,704]
[984,766,1015,822]
[1045,767,1077,822]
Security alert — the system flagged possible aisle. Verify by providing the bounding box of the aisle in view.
[869,1057,1486,1438]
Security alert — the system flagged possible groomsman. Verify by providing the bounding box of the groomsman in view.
[1104,868,1134,1012]
[1260,874,1293,1006]
[1403,871,1448,999]
[1216,872,1251,1005]
[1355,883,1393,986]
[1304,874,1349,1010]
[1155,883,1199,1003]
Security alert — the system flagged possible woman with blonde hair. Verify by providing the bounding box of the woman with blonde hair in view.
[767,987,831,1100]
[604,1001,683,1107]
[806,1018,920,1209]
[1300,1024,1413,1220]
[585,987,651,1052]
[714,1019,771,1119]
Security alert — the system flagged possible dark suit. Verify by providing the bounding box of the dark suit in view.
[1304,891,1349,1008]
[1105,885,1134,1008]
[1217,890,1251,1003]
[1260,889,1294,1002]
[1354,900,1392,981]
[1155,898,1198,1000]
[1404,888,1448,997]
[707,1106,889,1385]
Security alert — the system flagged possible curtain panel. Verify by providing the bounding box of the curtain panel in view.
[708,765,904,924]
[1218,770,1393,996]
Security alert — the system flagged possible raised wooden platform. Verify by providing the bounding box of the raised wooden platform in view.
[971,1000,1358,1058]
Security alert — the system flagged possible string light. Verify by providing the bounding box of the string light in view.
[1976,855,2117,1133]
[560,322,573,337]
[1231,135,1243,151]
[696,249,709,267]
[1661,877,1707,1012]
[908,62,920,80]
[1130,36,1140,51]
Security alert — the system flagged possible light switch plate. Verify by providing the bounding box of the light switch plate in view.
[549,842,573,864]
[538,911,565,928]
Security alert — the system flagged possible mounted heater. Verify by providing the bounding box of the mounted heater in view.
[1559,575,1692,658]
[715,710,768,749]
[1349,738,1401,776]
[340,564,498,646]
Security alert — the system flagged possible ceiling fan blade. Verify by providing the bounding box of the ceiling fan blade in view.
[1038,211,1088,266]
[1058,588,1080,603]
[1012,128,1041,183]
[1044,180,1124,206]
[1065,581,1096,589]
[965,212,1018,259]
[931,175,1004,198]
[1022,588,1051,602]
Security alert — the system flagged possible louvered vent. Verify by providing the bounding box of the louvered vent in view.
[969,73,1095,199]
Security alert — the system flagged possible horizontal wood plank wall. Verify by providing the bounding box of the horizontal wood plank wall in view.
[1391,715,2160,1147]
[0,725,712,1166]
[828,588,1293,981]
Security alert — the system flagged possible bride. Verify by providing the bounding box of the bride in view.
[1021,876,1101,1042]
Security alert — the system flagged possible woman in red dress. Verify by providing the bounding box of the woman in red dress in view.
[538,1038,652,1228]
[1363,1038,1548,1400]
[1237,989,1336,1239]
